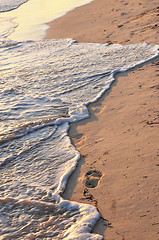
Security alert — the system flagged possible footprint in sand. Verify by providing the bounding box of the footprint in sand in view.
[85,170,102,188]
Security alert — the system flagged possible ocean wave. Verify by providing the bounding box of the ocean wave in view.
[0,196,103,239]
[0,38,158,239]
[0,0,28,13]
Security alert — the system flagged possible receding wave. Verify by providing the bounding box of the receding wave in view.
[0,197,102,239]
[0,38,158,239]
[0,0,28,12]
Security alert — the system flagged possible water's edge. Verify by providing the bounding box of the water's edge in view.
[0,39,158,239]
[63,55,159,237]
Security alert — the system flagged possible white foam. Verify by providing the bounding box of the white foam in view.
[0,0,28,12]
[0,39,158,239]
[0,197,103,239]
[0,39,158,141]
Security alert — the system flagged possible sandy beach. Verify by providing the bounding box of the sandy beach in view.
[45,0,159,239]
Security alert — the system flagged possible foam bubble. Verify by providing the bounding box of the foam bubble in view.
[0,39,158,239]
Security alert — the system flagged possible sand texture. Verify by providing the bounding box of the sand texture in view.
[46,0,159,45]
[65,60,159,240]
[45,0,159,239]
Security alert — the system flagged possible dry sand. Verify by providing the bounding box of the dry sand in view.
[45,0,159,239]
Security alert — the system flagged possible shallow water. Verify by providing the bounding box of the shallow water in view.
[0,0,93,40]
[0,37,158,239]
[0,0,28,12]
[0,1,159,239]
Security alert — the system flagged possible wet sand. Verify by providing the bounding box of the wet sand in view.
[46,0,158,45]
[45,0,159,239]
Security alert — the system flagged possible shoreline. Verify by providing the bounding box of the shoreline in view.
[63,56,159,239]
[45,0,159,239]
[46,0,158,45]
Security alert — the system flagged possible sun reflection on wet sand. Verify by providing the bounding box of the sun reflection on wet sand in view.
[0,0,93,40]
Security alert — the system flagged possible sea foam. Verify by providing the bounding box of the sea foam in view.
[0,0,28,12]
[0,39,158,239]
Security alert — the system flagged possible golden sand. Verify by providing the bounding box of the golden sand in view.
[45,1,159,239]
